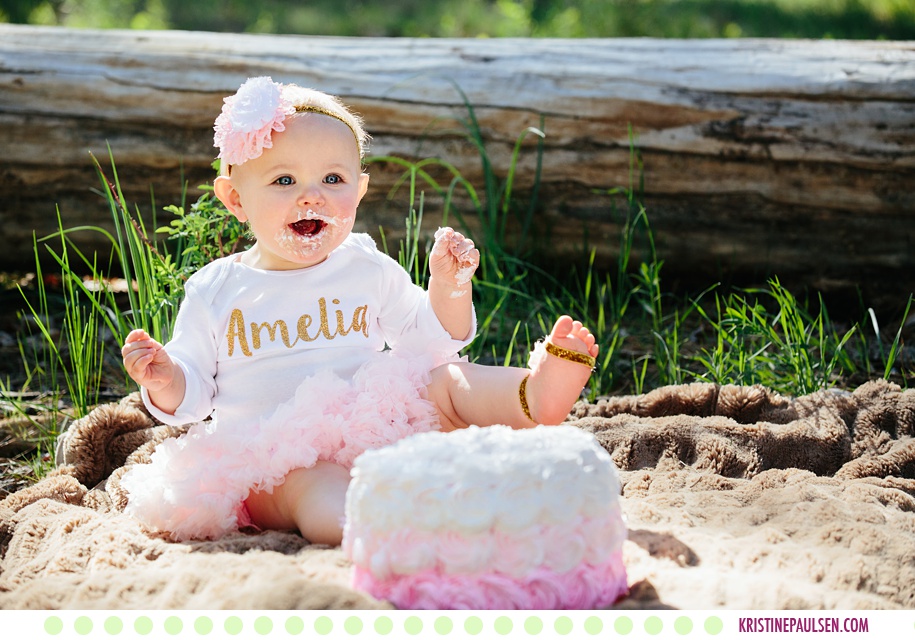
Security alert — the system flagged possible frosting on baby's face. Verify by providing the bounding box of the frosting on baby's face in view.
[217,114,369,271]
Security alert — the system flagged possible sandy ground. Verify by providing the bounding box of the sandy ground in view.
[1,381,913,609]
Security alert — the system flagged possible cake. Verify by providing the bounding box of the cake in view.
[342,425,628,609]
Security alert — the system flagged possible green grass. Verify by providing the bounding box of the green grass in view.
[1,94,913,486]
[689,282,859,394]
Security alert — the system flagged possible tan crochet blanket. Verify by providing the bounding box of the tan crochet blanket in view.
[1,380,913,609]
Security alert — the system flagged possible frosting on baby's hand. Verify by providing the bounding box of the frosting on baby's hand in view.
[431,227,480,290]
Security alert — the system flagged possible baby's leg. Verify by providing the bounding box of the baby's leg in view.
[244,461,350,545]
[428,315,597,430]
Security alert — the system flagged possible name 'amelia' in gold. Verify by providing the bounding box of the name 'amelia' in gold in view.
[226,297,369,357]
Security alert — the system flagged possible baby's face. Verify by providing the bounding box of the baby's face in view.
[224,113,369,270]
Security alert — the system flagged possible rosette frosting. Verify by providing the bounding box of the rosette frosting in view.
[343,425,629,609]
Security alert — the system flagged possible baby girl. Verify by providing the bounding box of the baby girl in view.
[120,77,599,544]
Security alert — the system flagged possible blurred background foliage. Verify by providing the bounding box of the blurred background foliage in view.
[1,0,912,39]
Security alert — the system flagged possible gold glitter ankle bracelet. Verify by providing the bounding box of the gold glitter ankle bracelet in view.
[519,374,535,423]
[545,342,596,369]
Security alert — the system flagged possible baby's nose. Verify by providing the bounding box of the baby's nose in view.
[298,183,325,204]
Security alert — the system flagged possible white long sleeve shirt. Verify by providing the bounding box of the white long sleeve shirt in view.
[142,233,475,431]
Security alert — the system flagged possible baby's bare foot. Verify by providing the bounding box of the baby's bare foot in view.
[525,316,598,425]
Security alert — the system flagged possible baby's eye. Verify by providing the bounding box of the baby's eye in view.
[324,174,342,185]
[275,176,294,186]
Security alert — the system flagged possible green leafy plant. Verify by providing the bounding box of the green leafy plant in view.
[159,180,248,276]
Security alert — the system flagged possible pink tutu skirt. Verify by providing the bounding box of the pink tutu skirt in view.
[122,351,440,541]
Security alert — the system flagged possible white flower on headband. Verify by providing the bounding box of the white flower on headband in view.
[213,76,295,166]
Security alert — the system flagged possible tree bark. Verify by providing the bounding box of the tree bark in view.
[1,25,913,312]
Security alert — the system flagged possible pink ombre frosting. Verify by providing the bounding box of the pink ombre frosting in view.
[345,509,626,579]
[353,551,628,610]
[343,425,629,609]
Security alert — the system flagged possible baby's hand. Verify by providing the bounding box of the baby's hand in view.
[121,329,177,391]
[429,227,480,292]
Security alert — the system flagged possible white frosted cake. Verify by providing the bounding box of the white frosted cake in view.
[343,425,628,609]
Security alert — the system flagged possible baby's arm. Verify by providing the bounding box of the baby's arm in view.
[121,329,187,415]
[427,227,479,342]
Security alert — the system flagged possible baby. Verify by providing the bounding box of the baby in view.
[120,77,599,545]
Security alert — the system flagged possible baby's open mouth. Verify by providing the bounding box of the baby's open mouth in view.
[289,219,326,237]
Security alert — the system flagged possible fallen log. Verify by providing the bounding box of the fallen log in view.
[1,25,913,311]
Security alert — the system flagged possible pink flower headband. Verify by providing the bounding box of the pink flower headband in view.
[213,76,364,167]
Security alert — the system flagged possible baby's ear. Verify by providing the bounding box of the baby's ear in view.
[214,175,247,222]
[357,172,370,204]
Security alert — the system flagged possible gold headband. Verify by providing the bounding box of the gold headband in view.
[294,105,363,157]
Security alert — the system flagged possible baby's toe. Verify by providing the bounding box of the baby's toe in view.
[550,315,574,339]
